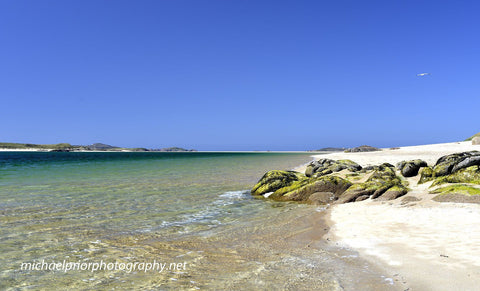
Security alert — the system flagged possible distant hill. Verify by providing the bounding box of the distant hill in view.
[86,143,119,150]
[0,142,73,150]
[0,142,196,152]
[465,132,480,141]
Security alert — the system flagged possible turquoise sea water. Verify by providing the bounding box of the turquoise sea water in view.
[0,152,393,290]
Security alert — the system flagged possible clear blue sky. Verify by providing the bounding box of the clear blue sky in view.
[1,1,479,150]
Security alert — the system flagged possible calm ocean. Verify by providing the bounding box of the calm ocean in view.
[0,152,392,290]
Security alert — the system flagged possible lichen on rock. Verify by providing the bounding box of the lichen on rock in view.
[430,184,480,196]
[336,163,408,203]
[431,165,480,186]
[305,159,362,177]
[251,170,306,196]
[270,175,352,202]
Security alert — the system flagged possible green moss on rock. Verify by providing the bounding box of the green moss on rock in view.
[337,164,408,203]
[430,184,480,196]
[418,166,434,184]
[251,170,306,196]
[305,159,362,177]
[431,165,480,187]
[270,175,352,202]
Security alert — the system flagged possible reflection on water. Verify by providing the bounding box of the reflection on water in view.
[0,152,396,290]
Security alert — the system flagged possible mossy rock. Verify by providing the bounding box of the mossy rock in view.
[270,175,352,202]
[397,159,427,177]
[418,166,434,184]
[305,159,362,177]
[430,184,480,196]
[431,184,480,204]
[432,151,480,177]
[431,165,480,187]
[269,179,311,197]
[251,170,306,196]
[337,164,408,203]
[375,185,408,201]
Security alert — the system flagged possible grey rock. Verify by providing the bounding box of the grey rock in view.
[344,145,380,153]
[397,159,428,177]
[307,192,336,204]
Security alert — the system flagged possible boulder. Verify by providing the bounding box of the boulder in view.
[418,152,480,184]
[431,165,480,186]
[432,151,480,177]
[375,185,408,201]
[305,159,362,177]
[251,170,305,196]
[270,175,352,202]
[396,159,428,177]
[418,166,434,184]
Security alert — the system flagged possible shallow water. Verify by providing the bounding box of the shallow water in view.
[0,152,396,290]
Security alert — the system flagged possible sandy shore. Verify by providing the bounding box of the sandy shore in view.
[0,148,47,152]
[308,141,480,290]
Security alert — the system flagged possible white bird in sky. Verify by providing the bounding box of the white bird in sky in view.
[417,73,430,76]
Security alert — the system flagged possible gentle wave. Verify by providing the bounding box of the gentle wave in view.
[142,190,251,233]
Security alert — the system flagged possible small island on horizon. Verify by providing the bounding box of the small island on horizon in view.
[0,142,197,152]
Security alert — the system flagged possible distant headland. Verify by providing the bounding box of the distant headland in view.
[0,142,197,152]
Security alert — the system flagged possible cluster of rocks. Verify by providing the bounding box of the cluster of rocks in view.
[337,163,408,203]
[252,160,408,204]
[419,151,480,185]
[344,145,380,153]
[305,159,362,177]
[251,150,480,205]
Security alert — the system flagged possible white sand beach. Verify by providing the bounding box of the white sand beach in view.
[310,141,480,290]
[0,148,46,152]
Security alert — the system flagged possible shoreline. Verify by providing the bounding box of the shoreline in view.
[302,141,480,290]
[0,149,313,153]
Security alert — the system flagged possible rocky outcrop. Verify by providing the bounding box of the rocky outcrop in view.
[251,170,306,196]
[413,151,480,203]
[419,151,480,183]
[473,137,480,145]
[431,165,480,186]
[305,159,362,177]
[252,151,480,206]
[344,145,380,153]
[336,164,408,203]
[252,161,408,204]
[269,175,352,202]
[396,159,428,177]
